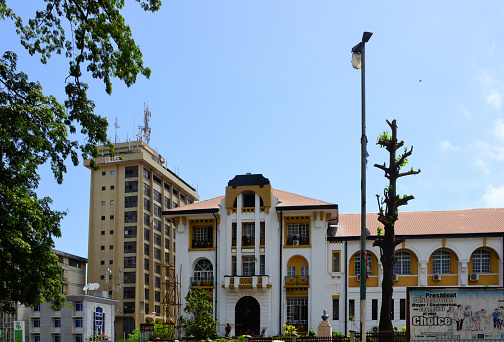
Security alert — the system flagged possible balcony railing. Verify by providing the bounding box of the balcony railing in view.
[191,239,213,249]
[224,275,271,290]
[232,237,263,247]
[190,276,214,287]
[285,275,309,286]
[242,236,255,247]
[286,237,309,246]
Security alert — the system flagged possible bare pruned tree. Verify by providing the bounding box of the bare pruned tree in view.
[373,119,421,334]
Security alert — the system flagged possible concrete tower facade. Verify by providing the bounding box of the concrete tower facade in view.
[85,141,199,339]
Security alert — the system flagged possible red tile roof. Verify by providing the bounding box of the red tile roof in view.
[336,208,504,237]
[166,195,223,213]
[163,189,336,213]
[273,189,335,207]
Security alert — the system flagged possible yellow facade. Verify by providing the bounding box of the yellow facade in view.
[85,141,199,337]
[55,250,87,296]
[349,251,379,287]
[346,246,501,288]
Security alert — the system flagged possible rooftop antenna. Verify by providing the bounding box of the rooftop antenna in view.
[114,117,120,144]
[138,102,152,144]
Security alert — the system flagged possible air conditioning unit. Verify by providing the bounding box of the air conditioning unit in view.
[392,274,399,282]
[356,274,361,282]
[433,274,442,281]
[470,273,479,282]
[293,240,300,246]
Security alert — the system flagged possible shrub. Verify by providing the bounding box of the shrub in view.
[282,324,297,337]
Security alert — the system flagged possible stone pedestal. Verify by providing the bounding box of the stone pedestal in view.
[317,320,332,337]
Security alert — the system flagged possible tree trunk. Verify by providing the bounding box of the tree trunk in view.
[373,119,420,341]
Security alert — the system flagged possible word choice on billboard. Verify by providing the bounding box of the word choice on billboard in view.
[412,316,451,326]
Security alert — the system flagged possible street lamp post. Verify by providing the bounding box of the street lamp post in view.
[352,31,372,342]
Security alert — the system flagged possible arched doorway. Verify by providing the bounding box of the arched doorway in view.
[235,296,260,336]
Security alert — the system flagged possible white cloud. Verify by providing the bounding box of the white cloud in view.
[469,140,504,176]
[472,140,504,161]
[494,119,504,140]
[473,158,490,175]
[440,139,459,151]
[477,70,494,88]
[477,70,502,109]
[486,91,502,109]
[482,184,504,207]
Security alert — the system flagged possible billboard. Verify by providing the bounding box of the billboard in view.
[14,321,24,342]
[408,288,504,341]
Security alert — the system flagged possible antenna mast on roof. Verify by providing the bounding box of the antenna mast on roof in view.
[114,117,120,144]
[138,103,152,144]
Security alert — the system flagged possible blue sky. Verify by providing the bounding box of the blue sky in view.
[3,1,504,258]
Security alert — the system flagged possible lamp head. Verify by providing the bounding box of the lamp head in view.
[362,32,373,43]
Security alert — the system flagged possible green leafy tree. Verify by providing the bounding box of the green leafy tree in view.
[373,119,421,333]
[153,322,176,340]
[0,0,161,312]
[117,328,139,342]
[180,289,218,339]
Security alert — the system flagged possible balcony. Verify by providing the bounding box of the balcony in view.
[286,237,309,246]
[191,239,213,249]
[224,275,271,291]
[190,276,214,288]
[241,236,255,247]
[285,276,309,286]
[232,238,265,248]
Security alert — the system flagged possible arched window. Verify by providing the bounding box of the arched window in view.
[355,253,372,276]
[93,307,105,336]
[233,191,264,208]
[242,191,256,208]
[194,259,213,282]
[394,251,411,274]
[472,248,491,273]
[432,250,450,274]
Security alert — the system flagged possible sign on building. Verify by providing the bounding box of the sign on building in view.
[408,287,504,341]
[14,321,24,342]
[104,156,121,163]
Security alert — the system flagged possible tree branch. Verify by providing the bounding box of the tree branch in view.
[397,170,421,178]
[394,236,405,247]
[395,146,413,169]
[377,215,390,226]
[396,195,414,208]
[373,238,383,248]
[376,195,384,216]
[374,163,388,173]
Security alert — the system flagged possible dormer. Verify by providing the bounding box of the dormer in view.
[225,174,273,214]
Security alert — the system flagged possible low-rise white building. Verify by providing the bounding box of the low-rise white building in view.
[164,174,504,336]
[0,250,118,342]
[24,294,117,342]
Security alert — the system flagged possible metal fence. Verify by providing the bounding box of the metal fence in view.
[248,333,406,342]
[147,332,408,342]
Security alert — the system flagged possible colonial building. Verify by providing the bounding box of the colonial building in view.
[84,141,199,338]
[164,174,504,336]
[163,173,338,336]
[333,209,504,333]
